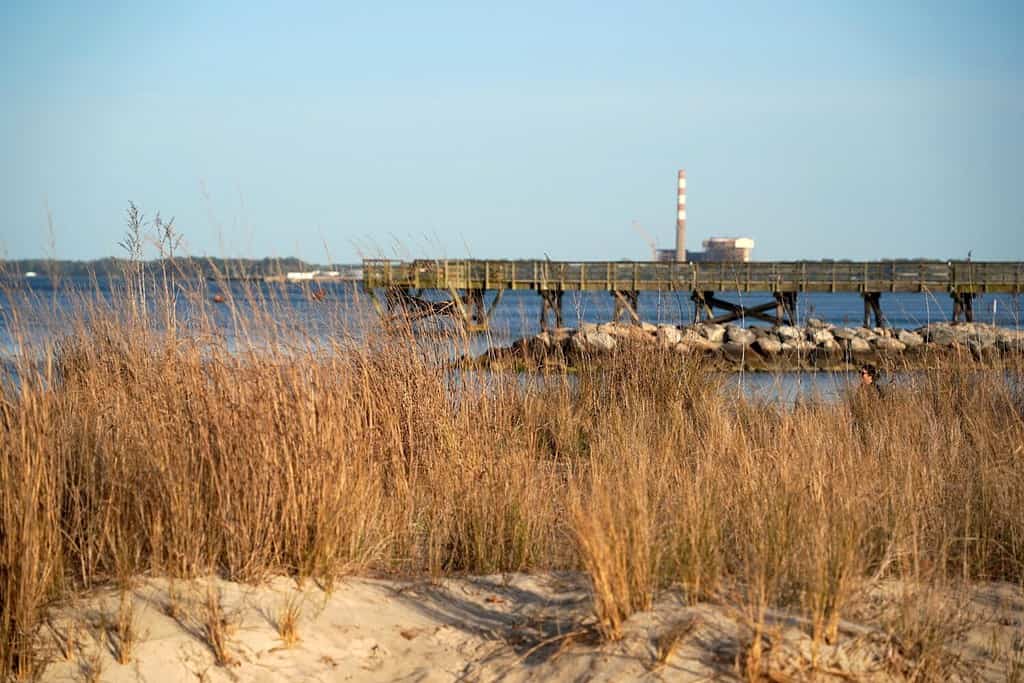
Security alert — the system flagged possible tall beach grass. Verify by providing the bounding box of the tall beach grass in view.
[2,263,1023,677]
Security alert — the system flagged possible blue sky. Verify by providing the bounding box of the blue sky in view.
[1,1,1022,262]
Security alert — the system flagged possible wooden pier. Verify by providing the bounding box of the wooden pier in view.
[362,259,1024,330]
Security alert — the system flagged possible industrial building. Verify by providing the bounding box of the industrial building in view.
[652,170,755,262]
[688,237,755,262]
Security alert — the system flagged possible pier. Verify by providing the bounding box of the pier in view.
[362,259,1024,331]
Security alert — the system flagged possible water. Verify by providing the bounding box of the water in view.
[2,275,1020,401]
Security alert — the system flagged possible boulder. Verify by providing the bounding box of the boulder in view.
[807,317,832,330]
[754,337,783,355]
[997,331,1024,353]
[775,325,803,343]
[781,340,816,353]
[872,337,907,353]
[831,327,858,341]
[722,341,754,363]
[640,321,658,334]
[848,337,872,354]
[572,330,617,354]
[551,327,574,344]
[699,323,726,343]
[967,329,998,350]
[818,338,840,353]
[725,325,757,346]
[687,337,723,353]
[656,325,683,347]
[897,329,924,348]
[854,327,878,340]
[918,323,959,346]
[808,328,835,345]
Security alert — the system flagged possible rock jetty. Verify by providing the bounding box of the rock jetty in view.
[472,321,1024,372]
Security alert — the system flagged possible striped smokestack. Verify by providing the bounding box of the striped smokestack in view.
[675,169,687,261]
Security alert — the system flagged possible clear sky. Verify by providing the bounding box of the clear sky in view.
[1,1,1022,262]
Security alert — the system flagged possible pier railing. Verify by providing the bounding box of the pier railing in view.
[363,259,1024,295]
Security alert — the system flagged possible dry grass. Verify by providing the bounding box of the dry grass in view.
[200,588,237,667]
[106,590,138,665]
[650,615,699,671]
[1,259,1023,678]
[273,593,302,649]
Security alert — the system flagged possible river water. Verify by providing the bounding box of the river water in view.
[2,275,1020,402]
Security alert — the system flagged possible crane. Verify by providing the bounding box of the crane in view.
[631,220,660,261]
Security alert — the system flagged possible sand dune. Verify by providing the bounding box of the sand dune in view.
[38,573,1023,682]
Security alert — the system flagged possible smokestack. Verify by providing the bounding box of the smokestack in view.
[675,170,687,261]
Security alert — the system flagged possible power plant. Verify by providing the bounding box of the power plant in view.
[653,169,755,263]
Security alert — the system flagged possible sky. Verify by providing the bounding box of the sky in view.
[1,1,1022,263]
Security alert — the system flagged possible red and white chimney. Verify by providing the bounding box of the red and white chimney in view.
[675,170,687,261]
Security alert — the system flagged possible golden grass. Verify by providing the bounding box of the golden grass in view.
[273,593,302,649]
[1,265,1023,678]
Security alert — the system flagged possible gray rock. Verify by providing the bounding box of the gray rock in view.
[781,340,816,353]
[897,329,924,348]
[754,337,783,355]
[579,322,599,335]
[831,327,858,341]
[807,317,831,329]
[818,338,840,352]
[997,331,1024,353]
[572,330,617,353]
[848,337,872,354]
[551,327,574,344]
[808,328,835,345]
[640,321,658,334]
[725,325,757,346]
[590,331,617,352]
[873,337,907,353]
[687,336,722,353]
[656,325,683,347]
[854,327,878,340]
[722,341,752,362]
[699,323,726,343]
[918,323,959,346]
[967,329,998,350]
[775,325,803,342]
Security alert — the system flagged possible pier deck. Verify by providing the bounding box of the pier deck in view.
[362,259,1024,329]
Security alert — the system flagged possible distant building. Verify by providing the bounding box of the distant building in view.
[687,237,755,263]
[654,248,676,263]
[644,170,756,262]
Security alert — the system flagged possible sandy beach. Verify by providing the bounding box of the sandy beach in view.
[38,573,1024,682]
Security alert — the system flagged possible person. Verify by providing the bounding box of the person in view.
[859,364,883,396]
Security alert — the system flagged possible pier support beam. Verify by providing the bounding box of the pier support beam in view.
[539,290,564,330]
[951,291,975,323]
[370,287,506,330]
[692,290,782,325]
[862,292,886,328]
[612,290,640,324]
[447,288,504,332]
[374,287,456,323]
[773,292,798,326]
[691,290,715,323]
